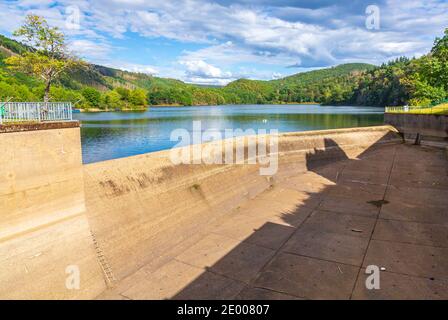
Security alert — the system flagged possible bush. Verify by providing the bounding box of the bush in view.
[0,81,36,101]
[50,86,83,103]
[129,88,147,106]
[82,87,101,107]
[408,98,431,107]
[103,90,122,110]
[115,87,130,101]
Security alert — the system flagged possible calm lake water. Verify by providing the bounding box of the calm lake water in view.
[74,104,384,164]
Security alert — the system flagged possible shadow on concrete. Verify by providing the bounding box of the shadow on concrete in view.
[170,137,396,300]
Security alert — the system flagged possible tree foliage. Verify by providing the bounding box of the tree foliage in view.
[5,15,82,102]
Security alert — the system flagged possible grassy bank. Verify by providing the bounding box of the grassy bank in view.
[386,103,448,115]
[78,107,148,112]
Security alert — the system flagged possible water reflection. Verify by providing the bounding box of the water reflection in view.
[74,104,384,164]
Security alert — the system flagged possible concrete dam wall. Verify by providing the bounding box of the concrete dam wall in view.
[0,122,105,299]
[0,124,402,299]
[385,113,448,147]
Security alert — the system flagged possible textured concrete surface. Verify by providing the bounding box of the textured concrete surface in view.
[98,142,448,300]
[0,120,79,133]
[85,126,401,289]
[0,127,105,299]
[385,113,448,148]
[2,124,447,299]
[385,113,448,138]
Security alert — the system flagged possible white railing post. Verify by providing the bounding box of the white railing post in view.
[0,102,73,123]
[0,101,4,125]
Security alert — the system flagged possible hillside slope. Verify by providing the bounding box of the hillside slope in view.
[0,35,384,108]
[221,63,376,104]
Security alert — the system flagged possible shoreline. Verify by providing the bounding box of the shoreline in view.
[76,102,323,112]
[79,107,148,113]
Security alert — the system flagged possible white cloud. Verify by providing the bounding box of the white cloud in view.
[272,72,282,80]
[181,41,297,67]
[0,0,447,84]
[105,61,159,75]
[68,39,112,60]
[184,77,233,86]
[181,60,232,79]
[180,59,234,85]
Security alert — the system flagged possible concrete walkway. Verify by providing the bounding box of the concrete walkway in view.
[100,143,448,300]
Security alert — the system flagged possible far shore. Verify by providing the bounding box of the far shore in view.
[76,102,321,112]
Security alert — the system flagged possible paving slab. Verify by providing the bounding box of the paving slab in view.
[172,271,246,300]
[363,240,448,281]
[234,194,317,224]
[211,217,296,250]
[97,143,448,300]
[352,270,448,300]
[318,195,380,218]
[253,253,359,299]
[379,201,447,225]
[343,159,393,174]
[111,259,246,300]
[373,219,448,247]
[210,214,268,243]
[328,180,386,201]
[236,287,303,300]
[389,169,448,189]
[385,186,448,208]
[242,222,296,250]
[395,147,447,167]
[120,260,205,299]
[281,172,335,194]
[268,206,314,228]
[338,168,390,185]
[175,233,275,283]
[282,229,370,266]
[310,162,347,182]
[258,186,325,210]
[301,210,376,238]
[216,197,314,230]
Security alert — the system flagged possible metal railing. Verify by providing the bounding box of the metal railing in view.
[385,104,448,115]
[0,102,73,124]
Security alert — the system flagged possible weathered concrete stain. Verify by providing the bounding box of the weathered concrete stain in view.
[7,124,438,299]
[82,125,403,286]
[0,126,106,299]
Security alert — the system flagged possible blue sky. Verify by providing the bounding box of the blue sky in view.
[0,0,447,85]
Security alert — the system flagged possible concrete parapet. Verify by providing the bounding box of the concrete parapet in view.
[0,125,105,299]
[385,113,448,146]
[0,121,79,133]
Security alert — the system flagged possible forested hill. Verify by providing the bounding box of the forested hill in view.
[0,33,374,108]
[1,27,448,109]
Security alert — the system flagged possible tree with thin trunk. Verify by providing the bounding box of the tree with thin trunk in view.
[5,15,82,102]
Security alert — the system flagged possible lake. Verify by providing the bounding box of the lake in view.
[74,104,384,164]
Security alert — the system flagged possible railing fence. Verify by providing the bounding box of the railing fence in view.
[0,102,73,124]
[385,105,447,114]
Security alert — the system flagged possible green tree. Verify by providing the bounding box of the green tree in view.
[432,29,448,61]
[5,15,82,102]
[115,87,131,101]
[103,90,122,110]
[129,88,147,106]
[50,86,82,104]
[82,87,101,107]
